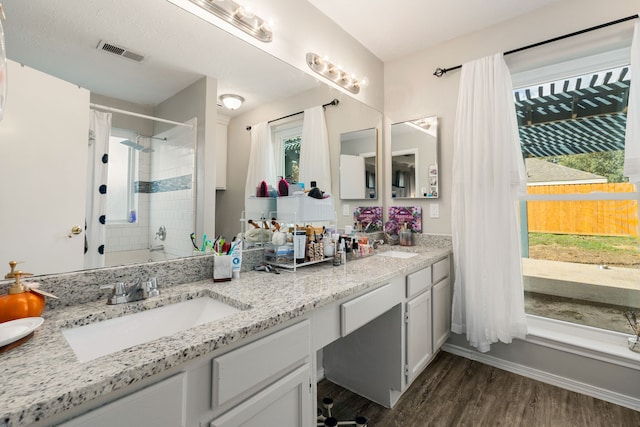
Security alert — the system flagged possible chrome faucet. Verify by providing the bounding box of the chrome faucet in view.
[101,277,160,305]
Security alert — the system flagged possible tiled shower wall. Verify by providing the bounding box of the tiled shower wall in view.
[105,124,195,258]
[148,125,196,258]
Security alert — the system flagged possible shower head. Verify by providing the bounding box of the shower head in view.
[120,138,154,153]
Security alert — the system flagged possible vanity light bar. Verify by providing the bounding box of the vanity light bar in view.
[306,52,360,94]
[180,0,273,42]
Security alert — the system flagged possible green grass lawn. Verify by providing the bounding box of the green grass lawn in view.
[528,233,638,254]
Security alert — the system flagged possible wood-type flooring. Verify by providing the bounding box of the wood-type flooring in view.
[316,351,640,427]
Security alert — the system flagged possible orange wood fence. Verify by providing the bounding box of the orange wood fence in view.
[526,183,638,236]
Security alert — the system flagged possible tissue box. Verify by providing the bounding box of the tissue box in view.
[277,195,334,222]
[213,255,233,282]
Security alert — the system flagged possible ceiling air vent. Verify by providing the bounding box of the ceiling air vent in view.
[96,40,144,62]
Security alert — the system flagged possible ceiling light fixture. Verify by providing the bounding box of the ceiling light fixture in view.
[169,0,273,43]
[219,94,244,110]
[306,52,361,94]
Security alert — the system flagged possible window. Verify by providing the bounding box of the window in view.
[273,121,303,184]
[106,129,138,223]
[514,61,640,334]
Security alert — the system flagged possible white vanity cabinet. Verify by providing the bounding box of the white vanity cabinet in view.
[323,276,406,408]
[210,320,312,426]
[406,256,451,380]
[405,266,434,385]
[59,373,188,427]
[431,257,452,350]
[323,255,452,408]
[54,321,312,427]
[209,364,312,427]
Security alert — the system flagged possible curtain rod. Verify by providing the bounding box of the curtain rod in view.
[433,14,639,77]
[90,103,194,128]
[245,98,339,131]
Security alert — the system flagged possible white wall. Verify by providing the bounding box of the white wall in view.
[384,0,640,235]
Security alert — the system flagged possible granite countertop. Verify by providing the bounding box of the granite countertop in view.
[0,244,451,427]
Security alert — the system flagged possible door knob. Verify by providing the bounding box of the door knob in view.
[68,225,83,238]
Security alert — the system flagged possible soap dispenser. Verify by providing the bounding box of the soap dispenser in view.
[0,262,45,323]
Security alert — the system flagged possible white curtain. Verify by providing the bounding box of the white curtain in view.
[0,13,6,121]
[244,122,277,199]
[451,53,528,353]
[624,17,640,184]
[299,106,332,192]
[85,110,111,269]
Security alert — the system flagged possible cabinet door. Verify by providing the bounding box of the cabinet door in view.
[59,373,186,427]
[210,364,312,427]
[406,290,433,385]
[432,277,451,350]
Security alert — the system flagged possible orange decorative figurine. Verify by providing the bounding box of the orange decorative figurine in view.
[0,261,46,323]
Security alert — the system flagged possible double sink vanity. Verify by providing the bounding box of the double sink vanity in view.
[0,239,451,427]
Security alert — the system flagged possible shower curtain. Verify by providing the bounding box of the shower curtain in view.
[245,122,277,201]
[624,16,640,184]
[451,53,528,353]
[299,106,332,192]
[85,110,111,269]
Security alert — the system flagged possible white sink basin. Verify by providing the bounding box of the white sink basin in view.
[377,251,419,259]
[62,297,242,362]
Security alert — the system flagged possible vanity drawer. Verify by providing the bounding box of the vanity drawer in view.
[406,266,432,298]
[432,256,450,284]
[341,278,403,336]
[212,320,310,411]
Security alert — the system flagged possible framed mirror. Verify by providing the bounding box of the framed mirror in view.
[0,1,382,276]
[339,128,378,200]
[390,116,438,198]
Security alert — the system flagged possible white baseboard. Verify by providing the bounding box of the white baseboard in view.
[442,343,640,412]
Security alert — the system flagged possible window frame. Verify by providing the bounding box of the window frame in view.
[512,49,639,335]
[272,119,303,183]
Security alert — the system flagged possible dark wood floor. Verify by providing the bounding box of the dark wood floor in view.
[317,351,640,427]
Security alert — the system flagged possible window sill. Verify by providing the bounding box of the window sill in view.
[525,314,640,371]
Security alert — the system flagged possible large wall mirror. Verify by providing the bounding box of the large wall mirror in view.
[390,116,439,199]
[339,128,377,200]
[0,0,381,275]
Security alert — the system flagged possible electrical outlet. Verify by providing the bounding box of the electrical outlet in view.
[343,203,351,216]
[430,203,440,218]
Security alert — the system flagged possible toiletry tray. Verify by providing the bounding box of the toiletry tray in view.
[245,197,277,218]
[264,244,294,263]
[268,256,333,271]
[276,195,334,222]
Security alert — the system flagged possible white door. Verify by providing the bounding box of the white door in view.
[406,290,433,385]
[432,277,452,350]
[0,60,89,275]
